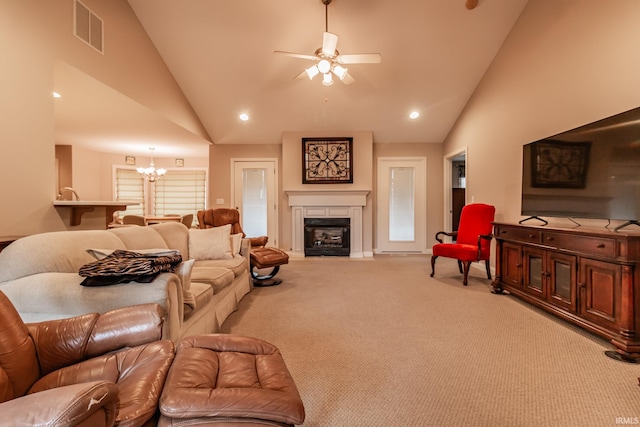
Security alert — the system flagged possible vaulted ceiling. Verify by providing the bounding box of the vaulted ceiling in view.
[56,0,529,157]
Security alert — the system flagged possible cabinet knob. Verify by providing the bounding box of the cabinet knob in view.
[546,236,554,242]
[596,243,605,248]
[528,234,535,238]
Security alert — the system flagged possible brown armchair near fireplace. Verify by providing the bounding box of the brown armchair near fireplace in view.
[197,208,289,287]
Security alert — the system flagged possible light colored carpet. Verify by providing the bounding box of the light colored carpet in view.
[221,255,640,426]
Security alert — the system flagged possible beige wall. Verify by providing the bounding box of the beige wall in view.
[209,135,442,254]
[72,146,208,201]
[0,0,206,235]
[443,0,640,229]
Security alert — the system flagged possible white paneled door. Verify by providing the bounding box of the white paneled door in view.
[232,159,278,247]
[376,157,426,253]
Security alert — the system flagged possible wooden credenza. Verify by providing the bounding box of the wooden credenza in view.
[492,222,640,361]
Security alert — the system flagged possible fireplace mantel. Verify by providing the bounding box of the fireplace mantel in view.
[286,190,369,258]
[286,190,369,207]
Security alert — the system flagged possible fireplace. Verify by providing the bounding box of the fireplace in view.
[304,218,350,257]
[287,190,369,258]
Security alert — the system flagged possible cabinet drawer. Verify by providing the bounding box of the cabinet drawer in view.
[542,232,616,258]
[495,226,541,244]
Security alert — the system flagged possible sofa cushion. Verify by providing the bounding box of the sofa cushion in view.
[109,226,170,250]
[175,259,196,310]
[188,225,232,261]
[195,256,248,279]
[230,233,243,256]
[191,267,235,293]
[183,282,212,321]
[0,231,124,283]
[149,223,190,261]
[0,273,174,321]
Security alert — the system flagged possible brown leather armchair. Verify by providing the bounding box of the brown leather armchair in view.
[0,291,175,427]
[197,208,289,287]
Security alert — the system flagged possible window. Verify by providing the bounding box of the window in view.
[114,168,145,216]
[114,167,207,218]
[154,169,207,217]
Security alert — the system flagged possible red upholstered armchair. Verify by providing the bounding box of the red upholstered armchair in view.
[430,203,495,286]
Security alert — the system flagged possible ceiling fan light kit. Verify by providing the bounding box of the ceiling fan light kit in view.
[274,0,381,86]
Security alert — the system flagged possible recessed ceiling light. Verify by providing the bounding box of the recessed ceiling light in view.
[409,111,419,119]
[53,91,62,98]
[239,113,249,121]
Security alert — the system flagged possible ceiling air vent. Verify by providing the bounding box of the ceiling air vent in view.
[74,0,103,54]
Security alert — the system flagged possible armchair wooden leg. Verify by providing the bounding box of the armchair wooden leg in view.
[485,260,492,280]
[462,261,471,286]
[430,256,438,277]
[457,260,464,274]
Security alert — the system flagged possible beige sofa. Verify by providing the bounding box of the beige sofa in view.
[0,222,252,341]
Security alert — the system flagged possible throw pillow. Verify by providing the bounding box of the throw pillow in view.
[230,233,243,256]
[175,259,196,310]
[188,225,233,260]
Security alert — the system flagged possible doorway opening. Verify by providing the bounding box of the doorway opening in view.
[444,149,467,236]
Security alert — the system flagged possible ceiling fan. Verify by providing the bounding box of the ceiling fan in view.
[274,0,381,86]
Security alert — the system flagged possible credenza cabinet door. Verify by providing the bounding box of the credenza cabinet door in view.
[522,247,577,312]
[501,242,522,288]
[547,252,578,312]
[579,258,621,331]
[523,247,545,298]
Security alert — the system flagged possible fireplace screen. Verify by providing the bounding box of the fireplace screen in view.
[304,218,350,256]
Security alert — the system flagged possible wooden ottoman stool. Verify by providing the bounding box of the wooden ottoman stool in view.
[158,334,305,427]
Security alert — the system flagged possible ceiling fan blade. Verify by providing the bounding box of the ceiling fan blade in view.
[295,70,309,80]
[322,32,339,57]
[336,53,382,64]
[341,73,355,85]
[273,51,318,61]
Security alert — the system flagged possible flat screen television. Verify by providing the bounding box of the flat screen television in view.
[521,106,640,231]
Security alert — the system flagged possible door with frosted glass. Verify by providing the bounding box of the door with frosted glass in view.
[232,160,277,246]
[376,157,426,252]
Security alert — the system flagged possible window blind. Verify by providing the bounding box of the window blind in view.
[154,169,206,217]
[115,168,144,216]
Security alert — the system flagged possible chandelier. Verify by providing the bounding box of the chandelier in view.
[137,147,166,182]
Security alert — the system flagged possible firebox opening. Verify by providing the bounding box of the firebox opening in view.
[304,218,350,257]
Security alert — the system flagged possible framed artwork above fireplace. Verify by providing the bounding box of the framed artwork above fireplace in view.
[302,137,353,184]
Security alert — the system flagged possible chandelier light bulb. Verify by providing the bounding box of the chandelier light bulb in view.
[322,72,333,86]
[332,64,348,80]
[317,59,331,74]
[305,65,320,80]
[138,147,166,182]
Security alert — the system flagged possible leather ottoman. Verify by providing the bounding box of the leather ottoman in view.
[158,334,305,427]
[250,246,289,287]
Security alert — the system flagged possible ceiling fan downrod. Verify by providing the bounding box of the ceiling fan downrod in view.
[322,0,332,32]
